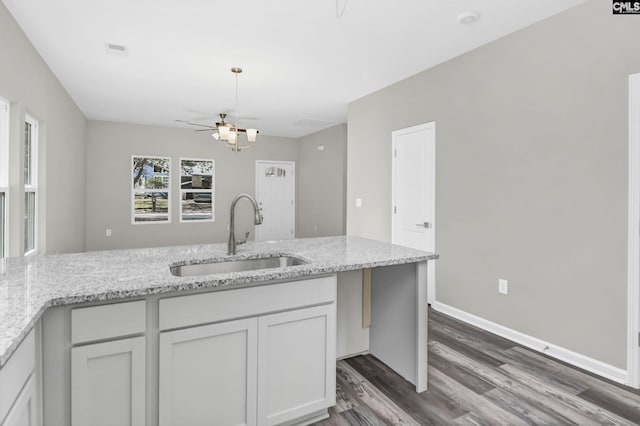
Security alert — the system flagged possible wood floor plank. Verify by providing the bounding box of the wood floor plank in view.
[431,319,589,396]
[339,408,380,426]
[428,349,495,395]
[337,362,421,425]
[578,387,640,425]
[333,382,355,414]
[430,341,599,425]
[499,363,637,426]
[429,317,517,358]
[452,412,493,426]
[313,308,640,426]
[509,346,639,399]
[481,345,589,395]
[429,325,506,368]
[482,387,579,425]
[345,355,462,425]
[315,407,352,426]
[427,366,529,426]
[429,309,518,350]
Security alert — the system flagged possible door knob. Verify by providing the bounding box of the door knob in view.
[416,222,431,228]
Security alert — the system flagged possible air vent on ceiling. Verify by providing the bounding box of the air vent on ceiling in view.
[294,118,333,128]
[105,43,128,56]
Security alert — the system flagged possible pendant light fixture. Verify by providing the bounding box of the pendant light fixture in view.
[211,67,259,152]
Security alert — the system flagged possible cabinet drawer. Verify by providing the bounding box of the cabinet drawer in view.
[71,300,146,344]
[159,275,336,331]
[0,329,35,423]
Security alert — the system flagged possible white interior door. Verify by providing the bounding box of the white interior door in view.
[255,161,295,241]
[392,122,436,303]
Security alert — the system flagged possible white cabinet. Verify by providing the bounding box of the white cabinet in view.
[159,318,258,426]
[257,305,335,426]
[71,337,146,426]
[0,330,38,426]
[1,374,37,426]
[158,275,337,426]
[70,301,147,426]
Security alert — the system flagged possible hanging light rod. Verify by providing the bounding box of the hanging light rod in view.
[211,67,259,152]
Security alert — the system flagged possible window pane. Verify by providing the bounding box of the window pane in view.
[24,122,32,186]
[180,159,213,189]
[132,157,170,190]
[134,191,169,222]
[181,192,213,221]
[24,191,35,253]
[0,192,4,258]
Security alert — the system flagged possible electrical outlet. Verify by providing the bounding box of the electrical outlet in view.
[498,278,508,295]
[105,229,112,237]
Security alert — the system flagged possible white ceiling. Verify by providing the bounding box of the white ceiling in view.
[3,0,586,138]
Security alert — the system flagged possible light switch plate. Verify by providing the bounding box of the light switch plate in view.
[355,198,362,208]
[498,278,508,295]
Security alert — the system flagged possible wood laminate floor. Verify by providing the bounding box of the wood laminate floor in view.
[314,308,640,425]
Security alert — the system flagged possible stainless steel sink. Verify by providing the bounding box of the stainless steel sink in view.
[170,255,307,277]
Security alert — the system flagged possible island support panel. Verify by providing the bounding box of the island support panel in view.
[370,261,428,392]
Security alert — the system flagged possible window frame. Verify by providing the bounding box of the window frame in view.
[179,157,215,223]
[24,114,38,256]
[131,155,172,225]
[0,96,9,258]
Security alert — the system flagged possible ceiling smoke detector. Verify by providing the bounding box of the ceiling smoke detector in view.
[457,11,481,25]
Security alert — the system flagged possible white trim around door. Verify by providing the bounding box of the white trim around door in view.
[628,72,640,389]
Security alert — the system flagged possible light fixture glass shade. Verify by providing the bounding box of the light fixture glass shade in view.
[212,130,220,140]
[228,130,237,144]
[218,125,230,141]
[246,129,258,142]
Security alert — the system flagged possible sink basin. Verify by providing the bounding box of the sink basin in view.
[170,255,307,277]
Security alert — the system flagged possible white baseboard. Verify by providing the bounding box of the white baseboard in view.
[431,302,629,386]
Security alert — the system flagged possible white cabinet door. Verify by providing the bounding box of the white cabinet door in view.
[71,336,146,426]
[159,318,258,426]
[1,374,37,426]
[257,305,336,426]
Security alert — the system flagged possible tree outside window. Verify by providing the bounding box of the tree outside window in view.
[132,156,171,223]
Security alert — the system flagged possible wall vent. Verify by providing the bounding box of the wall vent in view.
[105,43,128,56]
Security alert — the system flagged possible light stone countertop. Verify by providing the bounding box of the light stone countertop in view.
[0,235,437,367]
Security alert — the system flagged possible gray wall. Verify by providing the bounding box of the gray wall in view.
[85,121,300,250]
[296,124,347,238]
[0,1,87,255]
[347,0,638,369]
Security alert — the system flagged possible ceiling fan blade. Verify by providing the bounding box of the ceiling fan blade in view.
[175,119,214,128]
[195,128,214,132]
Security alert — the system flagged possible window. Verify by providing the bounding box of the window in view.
[0,97,8,258]
[24,115,38,255]
[180,158,214,222]
[132,156,171,223]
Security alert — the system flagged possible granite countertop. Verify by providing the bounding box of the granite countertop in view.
[0,235,437,367]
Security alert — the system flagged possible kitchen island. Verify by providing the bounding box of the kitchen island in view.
[0,236,437,426]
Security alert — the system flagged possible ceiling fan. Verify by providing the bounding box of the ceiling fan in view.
[176,113,259,141]
[176,67,259,152]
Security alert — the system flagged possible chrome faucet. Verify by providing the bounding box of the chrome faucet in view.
[228,193,263,255]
